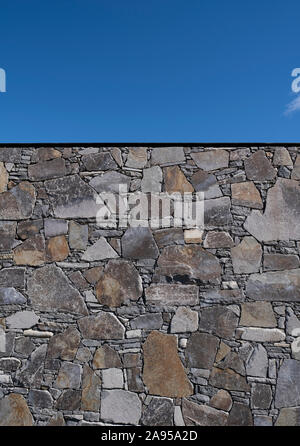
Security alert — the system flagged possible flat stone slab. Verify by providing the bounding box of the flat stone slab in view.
[145,284,199,306]
[0,182,36,220]
[78,312,125,340]
[246,268,300,301]
[0,287,26,305]
[101,390,141,425]
[191,149,229,171]
[0,394,33,426]
[275,360,300,408]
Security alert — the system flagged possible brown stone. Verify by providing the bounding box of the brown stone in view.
[0,393,33,426]
[231,181,263,209]
[153,228,184,248]
[209,389,232,411]
[209,367,250,391]
[47,412,65,426]
[185,332,219,369]
[93,345,122,369]
[273,148,292,167]
[46,235,69,262]
[203,231,234,248]
[95,259,143,307]
[78,312,125,340]
[240,302,276,327]
[126,147,147,168]
[32,147,62,162]
[14,235,45,266]
[163,166,194,193]
[0,162,8,193]
[47,327,81,361]
[17,219,43,240]
[244,150,276,181]
[263,254,300,271]
[143,331,193,398]
[0,181,36,220]
[83,266,103,284]
[68,270,89,291]
[182,399,228,426]
[127,367,144,392]
[155,245,221,282]
[81,364,101,411]
[215,341,231,363]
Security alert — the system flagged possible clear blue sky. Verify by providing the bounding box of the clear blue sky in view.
[0,0,300,142]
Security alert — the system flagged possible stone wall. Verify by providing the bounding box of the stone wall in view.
[0,145,300,426]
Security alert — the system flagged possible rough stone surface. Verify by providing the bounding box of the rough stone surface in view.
[263,253,300,271]
[46,235,69,261]
[185,332,219,369]
[55,362,82,389]
[275,407,300,426]
[90,171,131,193]
[251,383,272,409]
[182,399,228,426]
[246,268,300,301]
[47,327,81,361]
[163,166,194,193]
[231,181,263,209]
[28,158,66,181]
[0,162,8,193]
[141,397,174,426]
[209,389,232,411]
[170,307,198,333]
[190,169,222,199]
[81,364,101,411]
[0,221,16,251]
[151,147,185,165]
[0,182,36,220]
[68,221,88,250]
[145,284,199,306]
[101,390,141,425]
[199,306,238,339]
[244,150,276,181]
[78,312,125,340]
[227,402,253,426]
[122,227,159,259]
[231,236,262,274]
[102,368,124,389]
[203,231,234,248]
[240,302,276,327]
[141,166,162,192]
[191,149,229,171]
[93,345,122,369]
[209,367,250,392]
[126,147,148,168]
[275,360,300,408]
[143,331,193,397]
[82,152,116,171]
[0,287,26,305]
[6,310,39,329]
[0,394,33,426]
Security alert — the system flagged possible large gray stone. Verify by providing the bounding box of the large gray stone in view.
[90,171,131,193]
[78,312,125,340]
[199,306,238,339]
[68,221,88,250]
[131,313,163,330]
[251,383,272,409]
[171,307,198,333]
[101,390,141,425]
[227,402,253,426]
[209,367,250,392]
[0,287,26,305]
[141,397,174,426]
[240,302,276,327]
[231,236,262,274]
[81,237,119,261]
[16,344,47,388]
[0,182,36,220]
[122,227,159,259]
[45,174,100,219]
[246,268,300,301]
[246,344,268,378]
[82,152,117,171]
[0,147,22,163]
[47,327,81,361]
[141,166,162,192]
[263,254,300,271]
[275,407,300,426]
[151,147,185,165]
[182,399,228,426]
[190,170,222,199]
[0,268,25,288]
[191,149,229,171]
[55,362,82,389]
[28,158,66,181]
[204,197,232,227]
[81,364,101,411]
[239,327,285,342]
[6,311,39,329]
[28,390,53,409]
[275,360,300,408]
[126,147,147,168]
[44,219,68,238]
[27,264,88,315]
[244,178,300,242]
[185,332,219,369]
[145,284,199,306]
[244,150,276,181]
[0,221,16,251]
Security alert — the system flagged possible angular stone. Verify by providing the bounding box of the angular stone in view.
[56,390,81,410]
[68,221,88,250]
[203,231,234,248]
[111,147,123,167]
[0,181,36,220]
[0,357,21,372]
[46,235,69,261]
[16,344,47,387]
[244,150,276,181]
[126,147,148,168]
[227,402,253,426]
[244,178,300,242]
[69,270,89,291]
[231,237,262,274]
[217,351,245,376]
[141,397,174,426]
[182,399,228,426]
[292,154,300,179]
[82,152,116,171]
[95,259,142,307]
[190,169,222,199]
[0,221,17,252]
[81,364,101,411]
[199,306,238,338]
[209,389,232,412]
[286,307,300,336]
[0,332,15,359]
[122,227,159,259]
[215,341,231,363]
[17,219,43,240]
[273,148,293,166]
[263,254,300,271]
[101,390,141,425]
[156,245,221,282]
[209,367,250,392]
[6,311,39,329]
[231,181,263,209]
[28,390,53,409]
[47,327,81,361]
[191,150,229,171]
[185,332,219,369]
[90,171,131,193]
[27,264,88,315]
[0,268,25,288]
[15,337,35,357]
[275,360,300,408]
[0,162,8,193]
[184,228,203,244]
[93,345,122,369]
[275,407,300,426]
[0,147,22,163]
[153,228,184,248]
[14,235,45,266]
[83,266,103,284]
[204,197,232,227]
[0,287,26,305]
[171,307,198,333]
[102,368,124,388]
[143,331,193,397]
[145,284,199,306]
[44,219,68,238]
[251,383,272,409]
[47,412,65,426]
[127,367,144,392]
[239,327,285,342]
[246,344,268,377]
[131,313,163,330]
[28,158,66,181]
[254,415,273,426]
[163,166,194,193]
[141,166,162,192]
[82,237,119,261]
[55,362,82,389]
[174,406,185,426]
[31,147,61,162]
[246,269,300,301]
[0,394,33,426]
[201,289,243,304]
[45,174,100,219]
[240,302,276,327]
[151,147,185,165]
[78,312,125,340]
[76,347,92,362]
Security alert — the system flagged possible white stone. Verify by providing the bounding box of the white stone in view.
[174,406,185,426]
[23,330,53,337]
[240,327,285,342]
[0,374,12,384]
[179,338,188,348]
[126,330,142,339]
[184,229,203,244]
[102,368,124,389]
[101,390,142,425]
[82,237,119,261]
[6,311,39,329]
[84,290,98,303]
[171,307,198,333]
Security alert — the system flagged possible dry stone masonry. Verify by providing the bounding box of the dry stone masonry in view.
[0,145,300,426]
